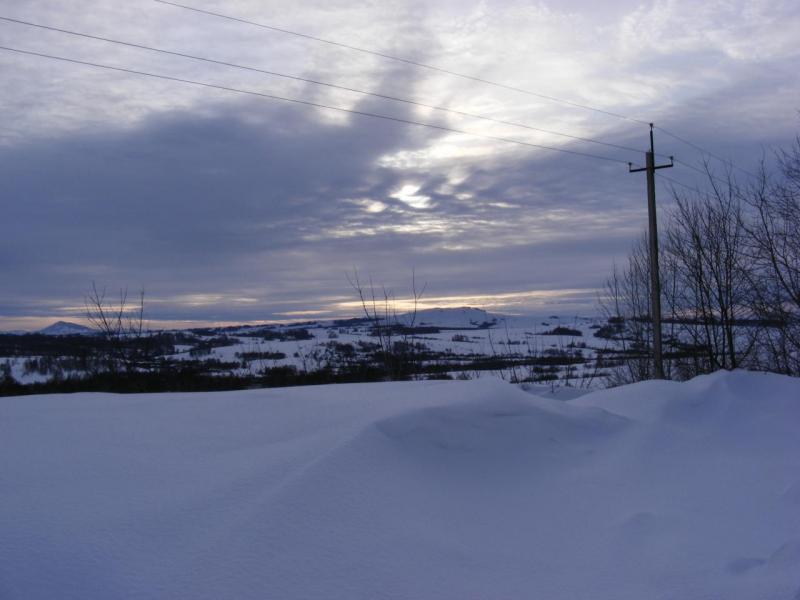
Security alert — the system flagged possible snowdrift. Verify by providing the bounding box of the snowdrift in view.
[1,371,799,599]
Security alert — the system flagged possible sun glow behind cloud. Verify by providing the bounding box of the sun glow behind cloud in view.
[333,288,599,314]
[390,184,431,209]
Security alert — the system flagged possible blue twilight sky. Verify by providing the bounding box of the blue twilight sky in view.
[1,0,799,329]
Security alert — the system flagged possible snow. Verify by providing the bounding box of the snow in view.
[1,370,799,599]
[3,357,51,385]
[400,306,500,328]
[1,309,612,385]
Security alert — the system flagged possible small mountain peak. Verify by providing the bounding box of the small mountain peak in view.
[38,321,94,336]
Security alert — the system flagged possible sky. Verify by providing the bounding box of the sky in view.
[1,0,799,330]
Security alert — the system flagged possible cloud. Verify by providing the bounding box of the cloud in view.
[0,87,644,324]
[0,0,798,327]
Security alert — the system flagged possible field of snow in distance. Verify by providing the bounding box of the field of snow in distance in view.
[2,371,799,599]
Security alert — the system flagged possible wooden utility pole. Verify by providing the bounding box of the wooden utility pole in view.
[629,124,673,379]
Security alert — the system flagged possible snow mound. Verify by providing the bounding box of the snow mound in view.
[573,369,800,430]
[370,392,626,461]
[1,372,799,599]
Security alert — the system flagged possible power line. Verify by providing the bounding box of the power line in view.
[154,0,650,126]
[655,171,718,199]
[673,157,711,177]
[1,18,756,183]
[672,156,746,189]
[656,172,697,193]
[153,1,763,180]
[655,125,759,180]
[0,15,649,157]
[0,44,633,165]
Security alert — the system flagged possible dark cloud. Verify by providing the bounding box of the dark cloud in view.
[0,85,649,325]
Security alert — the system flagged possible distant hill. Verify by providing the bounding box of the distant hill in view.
[38,321,95,336]
[398,307,501,329]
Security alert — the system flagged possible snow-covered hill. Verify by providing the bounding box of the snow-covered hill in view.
[37,321,94,336]
[1,371,799,599]
[399,306,500,328]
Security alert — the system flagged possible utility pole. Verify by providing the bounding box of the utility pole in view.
[629,124,673,379]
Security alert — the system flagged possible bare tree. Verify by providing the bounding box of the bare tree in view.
[600,236,658,384]
[85,282,148,373]
[743,138,800,374]
[346,269,426,380]
[399,269,427,378]
[663,165,756,373]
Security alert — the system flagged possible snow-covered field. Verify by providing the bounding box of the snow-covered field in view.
[2,370,799,599]
[3,309,608,387]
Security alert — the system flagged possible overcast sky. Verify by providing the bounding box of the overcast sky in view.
[1,0,799,329]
